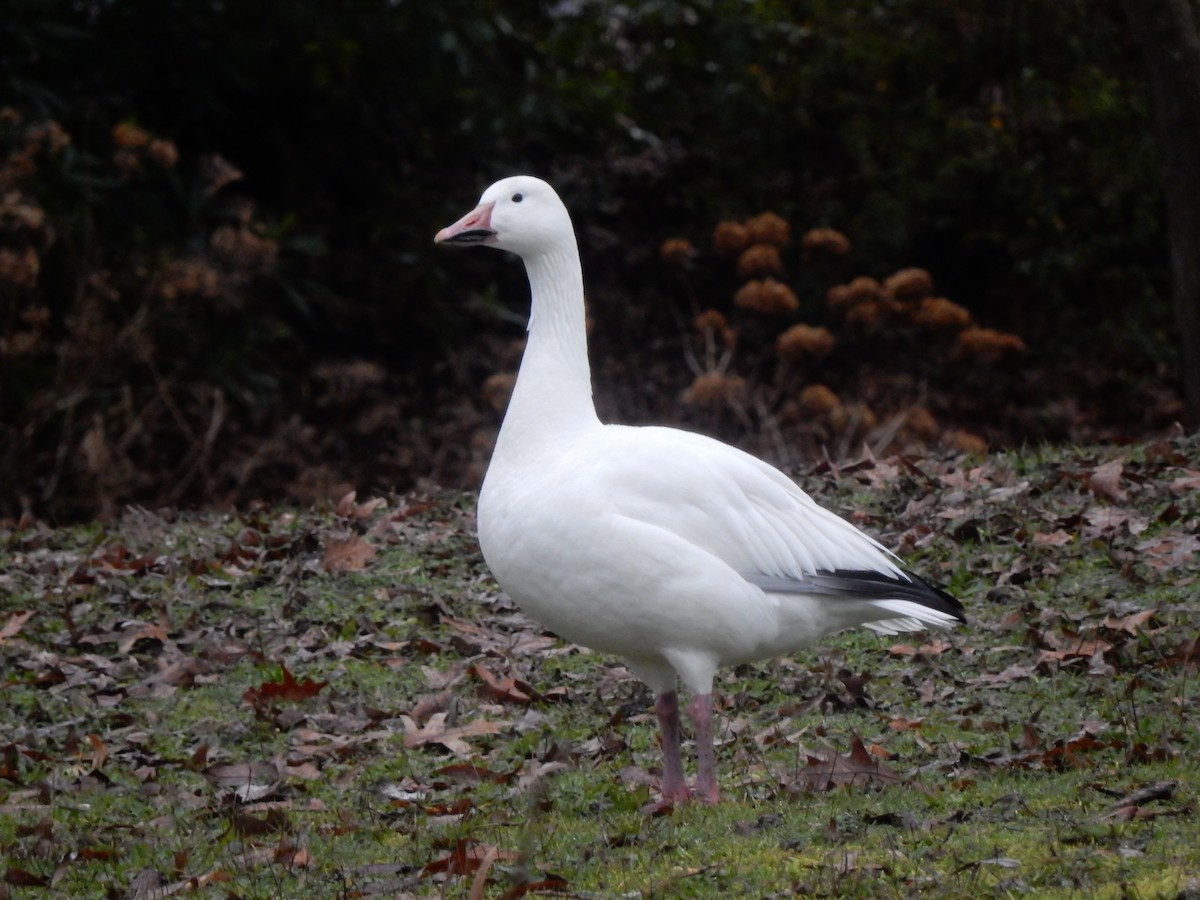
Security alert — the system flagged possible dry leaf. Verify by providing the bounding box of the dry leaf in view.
[0,610,34,643]
[401,713,508,757]
[1088,458,1127,502]
[243,664,328,708]
[790,735,903,792]
[1033,529,1073,547]
[321,534,377,572]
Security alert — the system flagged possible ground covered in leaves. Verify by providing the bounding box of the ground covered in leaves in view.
[2,436,1198,898]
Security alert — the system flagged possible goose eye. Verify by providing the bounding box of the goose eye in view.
[511,193,524,203]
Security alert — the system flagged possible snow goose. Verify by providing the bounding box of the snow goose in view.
[436,176,964,804]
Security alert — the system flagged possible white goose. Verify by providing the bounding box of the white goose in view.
[436,176,964,804]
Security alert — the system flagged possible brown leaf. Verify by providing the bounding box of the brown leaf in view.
[243,664,328,708]
[1169,469,1200,493]
[790,735,903,793]
[401,713,508,757]
[4,867,49,887]
[276,843,312,868]
[1101,609,1157,635]
[422,839,519,878]
[335,490,358,517]
[472,663,535,704]
[1033,529,1073,547]
[87,733,108,770]
[335,490,388,520]
[888,637,953,658]
[321,534,377,572]
[1088,458,1127,502]
[0,610,33,644]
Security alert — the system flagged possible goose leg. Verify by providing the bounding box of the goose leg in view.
[655,690,690,802]
[689,693,720,803]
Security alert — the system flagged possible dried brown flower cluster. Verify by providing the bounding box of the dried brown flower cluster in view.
[659,237,697,265]
[883,267,935,300]
[1,110,70,188]
[0,245,39,289]
[745,212,790,247]
[736,244,783,279]
[827,267,984,339]
[912,296,973,331]
[713,211,795,306]
[211,223,279,273]
[951,327,1027,363]
[681,370,747,408]
[111,121,179,179]
[663,210,1012,458]
[1,119,62,361]
[800,227,851,259]
[797,383,840,417]
[776,323,835,362]
[712,220,751,258]
[734,278,799,315]
[154,258,223,302]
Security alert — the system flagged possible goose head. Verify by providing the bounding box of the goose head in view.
[435,176,573,259]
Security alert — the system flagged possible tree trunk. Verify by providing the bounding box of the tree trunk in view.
[1123,0,1200,426]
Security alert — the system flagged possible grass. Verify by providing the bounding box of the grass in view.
[1,437,1197,898]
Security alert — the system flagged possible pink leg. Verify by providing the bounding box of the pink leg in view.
[655,690,690,802]
[689,693,720,803]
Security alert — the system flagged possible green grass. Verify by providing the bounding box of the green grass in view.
[2,439,1197,897]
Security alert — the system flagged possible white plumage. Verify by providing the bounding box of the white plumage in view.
[436,176,964,803]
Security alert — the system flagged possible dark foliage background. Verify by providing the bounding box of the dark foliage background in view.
[0,0,1189,520]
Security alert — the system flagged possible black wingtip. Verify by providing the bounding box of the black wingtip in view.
[752,568,965,622]
[903,570,966,623]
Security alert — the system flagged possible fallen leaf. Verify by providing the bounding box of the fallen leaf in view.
[1033,529,1073,547]
[789,735,903,793]
[472,663,535,704]
[204,761,284,802]
[243,665,328,708]
[1088,458,1127,502]
[1101,609,1157,635]
[0,610,34,644]
[4,867,49,887]
[321,534,377,572]
[421,839,519,878]
[401,713,509,757]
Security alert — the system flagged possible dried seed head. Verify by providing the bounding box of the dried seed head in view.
[801,227,851,258]
[111,122,150,149]
[776,324,836,362]
[797,383,841,417]
[883,267,935,301]
[951,327,1027,363]
[745,211,790,246]
[736,244,783,279]
[713,220,750,257]
[681,371,747,408]
[734,278,799,315]
[911,297,972,332]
